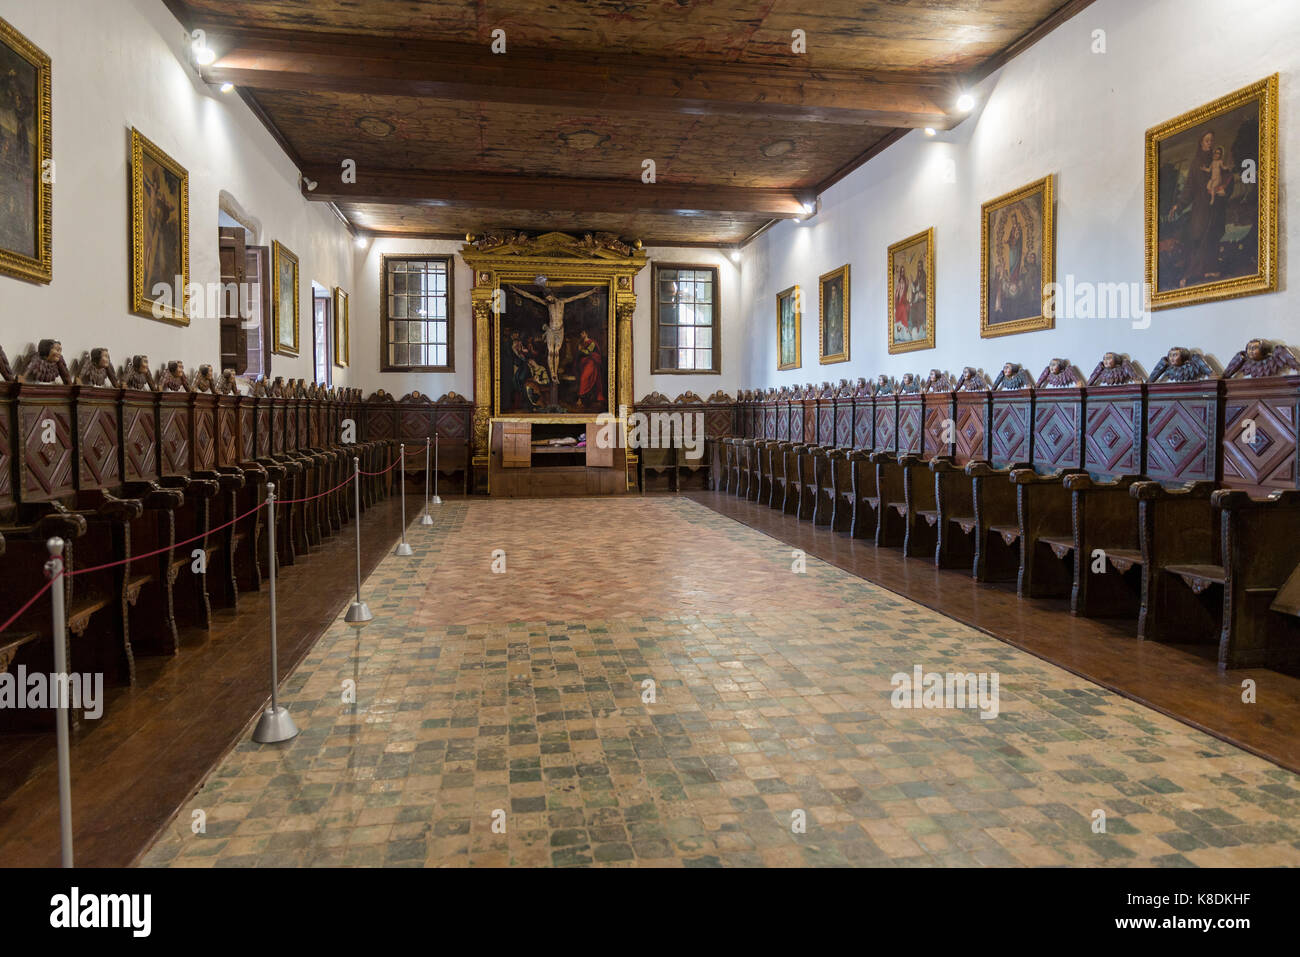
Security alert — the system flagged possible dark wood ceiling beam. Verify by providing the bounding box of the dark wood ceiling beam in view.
[202,29,959,129]
[302,167,811,219]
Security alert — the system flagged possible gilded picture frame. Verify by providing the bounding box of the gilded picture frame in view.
[1145,74,1278,311]
[818,264,850,364]
[272,240,299,356]
[887,228,935,354]
[129,128,189,324]
[0,16,51,284]
[980,175,1054,339]
[333,286,349,367]
[776,284,801,371]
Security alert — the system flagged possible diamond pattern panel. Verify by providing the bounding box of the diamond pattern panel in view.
[853,404,872,450]
[776,406,789,441]
[20,405,73,502]
[763,407,776,440]
[922,402,951,460]
[803,404,816,443]
[1223,398,1297,493]
[0,406,11,507]
[255,407,271,457]
[704,408,731,440]
[1146,397,1215,484]
[835,406,852,447]
[875,405,897,454]
[123,405,157,481]
[366,408,396,440]
[790,407,805,443]
[193,408,216,469]
[78,405,120,490]
[218,407,239,467]
[990,398,1031,467]
[160,407,190,477]
[1033,399,1081,472]
[818,404,834,444]
[1084,399,1140,477]
[954,404,988,466]
[897,403,922,455]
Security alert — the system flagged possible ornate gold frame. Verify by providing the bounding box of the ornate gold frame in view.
[776,284,801,371]
[980,174,1054,339]
[461,231,647,463]
[1145,74,1278,311]
[129,128,190,324]
[818,264,850,364]
[272,240,299,356]
[887,227,935,354]
[0,16,51,284]
[333,286,349,367]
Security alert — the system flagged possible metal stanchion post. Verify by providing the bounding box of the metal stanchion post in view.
[430,429,443,506]
[345,457,374,622]
[45,538,73,867]
[253,484,299,744]
[419,436,434,525]
[395,443,414,556]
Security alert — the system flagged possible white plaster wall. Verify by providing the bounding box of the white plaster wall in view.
[0,0,357,387]
[738,0,1300,389]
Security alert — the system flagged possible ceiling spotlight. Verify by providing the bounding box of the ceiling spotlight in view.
[219,82,234,93]
[192,41,216,66]
[792,217,802,224]
[729,250,741,263]
[802,202,816,215]
[303,178,318,192]
[924,127,936,137]
[354,235,367,248]
[956,92,975,112]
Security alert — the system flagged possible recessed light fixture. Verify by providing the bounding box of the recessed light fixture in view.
[729,250,741,263]
[354,236,367,248]
[219,82,234,93]
[924,127,936,137]
[956,92,975,112]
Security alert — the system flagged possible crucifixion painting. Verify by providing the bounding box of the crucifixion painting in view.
[501,280,610,414]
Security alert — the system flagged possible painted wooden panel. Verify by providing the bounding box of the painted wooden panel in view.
[1222,377,1300,494]
[1032,390,1084,474]
[989,394,1032,468]
[18,391,74,502]
[1083,385,1144,479]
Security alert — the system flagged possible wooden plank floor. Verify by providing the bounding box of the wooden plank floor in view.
[0,494,413,868]
[686,489,1300,775]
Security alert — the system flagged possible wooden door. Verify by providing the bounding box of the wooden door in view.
[219,227,247,373]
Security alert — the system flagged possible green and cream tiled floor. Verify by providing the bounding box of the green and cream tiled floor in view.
[142,497,1300,867]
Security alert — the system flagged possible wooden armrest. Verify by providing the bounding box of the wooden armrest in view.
[1129,479,1216,502]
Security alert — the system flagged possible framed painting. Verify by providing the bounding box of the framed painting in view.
[1145,74,1278,310]
[0,16,51,284]
[776,284,801,371]
[980,175,1054,338]
[818,264,849,364]
[887,228,934,354]
[333,286,349,367]
[129,129,189,324]
[494,277,613,415]
[272,240,299,356]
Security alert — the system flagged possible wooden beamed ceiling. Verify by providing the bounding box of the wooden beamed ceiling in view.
[167,0,1095,247]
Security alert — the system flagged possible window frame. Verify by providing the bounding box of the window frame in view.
[380,253,455,373]
[649,262,721,376]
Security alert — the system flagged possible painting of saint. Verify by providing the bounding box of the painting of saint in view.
[980,176,1054,338]
[272,241,299,355]
[0,17,51,284]
[776,285,801,371]
[819,265,849,364]
[496,279,610,415]
[887,229,934,354]
[130,129,189,323]
[1146,75,1277,309]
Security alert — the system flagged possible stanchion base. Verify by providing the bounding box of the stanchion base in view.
[418,511,435,525]
[430,495,443,505]
[345,601,374,623]
[395,542,414,556]
[252,706,300,744]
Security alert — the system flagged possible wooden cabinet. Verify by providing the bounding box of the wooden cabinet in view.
[488,419,626,496]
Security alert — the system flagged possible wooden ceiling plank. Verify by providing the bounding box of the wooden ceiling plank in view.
[305,168,810,219]
[203,30,958,129]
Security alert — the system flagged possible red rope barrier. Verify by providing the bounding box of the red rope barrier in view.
[0,445,417,635]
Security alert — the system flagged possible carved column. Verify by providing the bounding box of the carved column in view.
[470,274,493,490]
[615,288,636,415]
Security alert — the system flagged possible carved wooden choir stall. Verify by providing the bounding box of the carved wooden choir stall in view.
[715,340,1300,676]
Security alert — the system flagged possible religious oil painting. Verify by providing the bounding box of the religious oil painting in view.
[0,16,50,284]
[130,128,189,324]
[333,286,349,367]
[272,240,299,356]
[1146,75,1278,310]
[980,175,1054,339]
[887,228,935,354]
[776,284,801,371]
[818,264,849,364]
[496,278,611,415]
